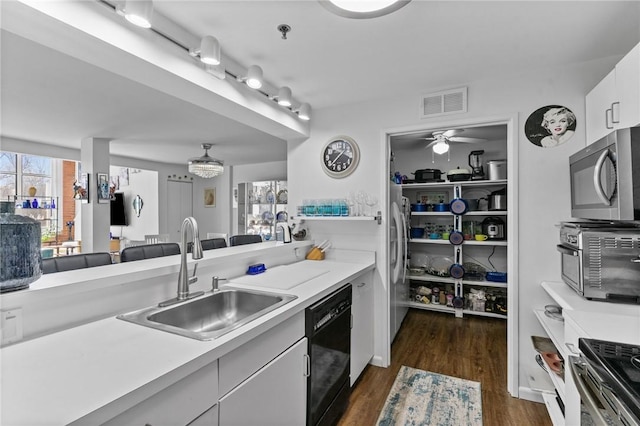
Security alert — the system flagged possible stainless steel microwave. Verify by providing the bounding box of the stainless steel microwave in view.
[569,127,640,221]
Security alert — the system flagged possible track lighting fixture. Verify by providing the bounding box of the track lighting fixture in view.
[236,65,263,89]
[189,35,221,66]
[107,0,311,121]
[274,86,293,107]
[297,103,311,121]
[117,0,153,28]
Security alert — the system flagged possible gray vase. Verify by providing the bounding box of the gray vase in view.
[1,201,42,293]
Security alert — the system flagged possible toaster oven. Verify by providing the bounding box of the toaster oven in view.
[557,221,640,303]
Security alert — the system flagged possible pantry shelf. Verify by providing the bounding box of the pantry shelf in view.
[408,274,508,288]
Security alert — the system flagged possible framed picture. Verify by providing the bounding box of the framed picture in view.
[97,173,110,204]
[204,187,216,208]
[74,172,89,203]
[119,168,130,186]
[524,104,577,148]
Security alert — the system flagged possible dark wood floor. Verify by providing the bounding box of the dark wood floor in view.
[338,309,552,426]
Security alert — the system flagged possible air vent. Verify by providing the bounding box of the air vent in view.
[419,87,467,119]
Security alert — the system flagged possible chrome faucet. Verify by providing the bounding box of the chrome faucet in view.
[159,217,204,307]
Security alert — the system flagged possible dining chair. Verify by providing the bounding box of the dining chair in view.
[229,234,263,247]
[120,243,181,262]
[206,232,229,245]
[144,234,170,244]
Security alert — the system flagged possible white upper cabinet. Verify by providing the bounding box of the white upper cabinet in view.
[586,42,640,144]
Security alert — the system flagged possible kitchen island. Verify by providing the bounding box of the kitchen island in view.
[0,241,375,425]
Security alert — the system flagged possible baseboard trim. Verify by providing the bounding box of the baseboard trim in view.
[518,386,546,403]
[370,355,386,368]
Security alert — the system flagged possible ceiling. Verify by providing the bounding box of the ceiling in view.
[2,1,640,166]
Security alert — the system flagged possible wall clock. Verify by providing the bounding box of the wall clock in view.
[321,136,360,178]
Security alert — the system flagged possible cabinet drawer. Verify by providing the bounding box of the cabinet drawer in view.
[103,361,218,426]
[219,311,304,396]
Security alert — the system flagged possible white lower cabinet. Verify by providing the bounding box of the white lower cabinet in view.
[219,337,308,426]
[188,404,218,426]
[102,361,218,426]
[351,272,374,385]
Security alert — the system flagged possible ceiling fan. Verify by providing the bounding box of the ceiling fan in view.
[422,129,487,154]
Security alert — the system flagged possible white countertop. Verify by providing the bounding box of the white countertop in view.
[1,253,375,425]
[541,281,640,345]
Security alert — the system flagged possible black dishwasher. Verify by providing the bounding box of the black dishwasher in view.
[306,283,352,426]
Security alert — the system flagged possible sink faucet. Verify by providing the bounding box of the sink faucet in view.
[159,217,204,307]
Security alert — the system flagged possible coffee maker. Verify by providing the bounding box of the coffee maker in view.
[468,150,485,180]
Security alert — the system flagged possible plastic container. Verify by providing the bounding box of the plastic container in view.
[486,271,507,282]
[247,263,267,275]
[487,160,507,180]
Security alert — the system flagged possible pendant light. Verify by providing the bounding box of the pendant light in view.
[188,144,224,178]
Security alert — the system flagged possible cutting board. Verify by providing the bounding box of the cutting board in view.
[229,263,329,290]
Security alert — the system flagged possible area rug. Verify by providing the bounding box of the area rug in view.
[376,366,483,426]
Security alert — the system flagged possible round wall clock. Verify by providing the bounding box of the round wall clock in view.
[321,136,360,178]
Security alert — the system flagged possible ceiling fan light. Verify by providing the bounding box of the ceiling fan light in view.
[432,140,449,155]
[246,65,263,89]
[277,86,292,107]
[188,144,224,178]
[199,35,221,65]
[124,0,153,28]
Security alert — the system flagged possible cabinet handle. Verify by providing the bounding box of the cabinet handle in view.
[357,282,366,288]
[565,343,579,355]
[605,107,614,129]
[611,101,620,124]
[631,256,640,263]
[303,354,310,377]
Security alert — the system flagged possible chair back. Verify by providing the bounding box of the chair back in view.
[206,232,229,245]
[144,234,171,244]
[42,252,113,274]
[229,234,263,247]
[187,238,227,253]
[120,243,181,262]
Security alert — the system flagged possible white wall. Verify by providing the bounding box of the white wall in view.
[108,167,158,241]
[287,55,620,397]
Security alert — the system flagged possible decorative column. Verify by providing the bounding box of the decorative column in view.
[80,137,110,254]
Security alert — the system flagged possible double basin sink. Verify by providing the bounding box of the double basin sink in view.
[118,288,297,341]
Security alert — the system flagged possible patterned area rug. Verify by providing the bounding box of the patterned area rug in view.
[377,366,483,426]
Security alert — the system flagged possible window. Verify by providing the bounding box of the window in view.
[0,152,54,199]
[21,154,53,196]
[0,152,17,200]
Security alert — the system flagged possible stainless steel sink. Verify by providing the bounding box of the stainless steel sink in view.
[117,288,297,340]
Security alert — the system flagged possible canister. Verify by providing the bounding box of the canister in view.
[487,160,507,180]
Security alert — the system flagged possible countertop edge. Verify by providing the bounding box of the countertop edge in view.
[1,253,375,425]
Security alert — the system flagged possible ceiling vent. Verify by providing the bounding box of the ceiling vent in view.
[419,87,468,119]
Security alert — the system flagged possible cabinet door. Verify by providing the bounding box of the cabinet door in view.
[351,274,374,385]
[616,42,640,130]
[586,69,617,143]
[103,361,218,426]
[219,338,307,426]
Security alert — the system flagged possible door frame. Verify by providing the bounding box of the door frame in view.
[381,113,519,396]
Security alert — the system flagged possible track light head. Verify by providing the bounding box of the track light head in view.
[119,0,153,28]
[297,103,311,121]
[276,86,293,107]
